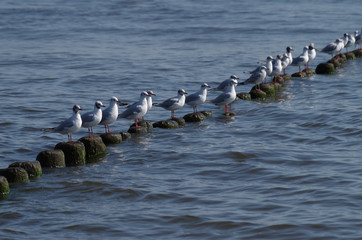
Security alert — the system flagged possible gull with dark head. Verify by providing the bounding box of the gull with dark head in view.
[81,101,105,137]
[307,43,316,69]
[53,104,83,142]
[155,89,187,119]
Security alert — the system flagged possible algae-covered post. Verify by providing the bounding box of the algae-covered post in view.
[0,167,29,184]
[79,136,106,163]
[54,141,86,167]
[9,161,42,178]
[0,176,10,200]
[36,150,66,168]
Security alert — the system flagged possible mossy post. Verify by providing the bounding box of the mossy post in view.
[120,132,132,141]
[100,133,123,145]
[237,92,251,100]
[353,49,362,58]
[250,89,267,100]
[0,167,29,184]
[259,83,275,97]
[200,111,212,117]
[172,118,186,127]
[153,120,179,129]
[54,141,86,167]
[79,136,106,162]
[0,176,10,199]
[36,150,66,168]
[128,120,153,134]
[183,112,206,122]
[9,161,42,178]
[316,63,335,74]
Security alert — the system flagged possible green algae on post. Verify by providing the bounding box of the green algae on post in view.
[54,141,86,167]
[36,150,66,168]
[0,167,29,184]
[9,161,42,178]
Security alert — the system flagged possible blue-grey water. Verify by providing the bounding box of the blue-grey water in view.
[1,0,362,239]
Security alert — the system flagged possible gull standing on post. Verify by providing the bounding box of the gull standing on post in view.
[345,33,355,52]
[286,46,294,67]
[307,43,316,69]
[99,96,121,133]
[52,105,83,142]
[81,101,105,137]
[318,39,344,56]
[118,91,150,128]
[355,30,361,49]
[271,54,283,81]
[281,54,290,75]
[239,66,266,90]
[211,78,238,114]
[155,89,187,119]
[215,75,239,92]
[291,46,309,73]
[185,83,210,113]
[265,56,274,82]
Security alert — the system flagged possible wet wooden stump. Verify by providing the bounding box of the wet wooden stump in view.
[316,63,335,74]
[153,120,180,129]
[36,149,66,168]
[100,133,123,145]
[237,92,251,100]
[128,121,153,134]
[9,161,42,178]
[183,112,206,122]
[200,111,212,117]
[250,89,267,100]
[291,68,315,78]
[54,141,86,167]
[345,52,356,60]
[0,176,10,199]
[353,49,362,58]
[0,167,29,184]
[79,136,107,162]
[120,132,132,140]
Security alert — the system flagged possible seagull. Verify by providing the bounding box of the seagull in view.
[355,30,361,49]
[344,32,355,52]
[53,105,83,142]
[307,43,316,69]
[81,101,105,137]
[99,96,121,133]
[155,89,187,119]
[211,78,238,114]
[342,33,349,51]
[291,46,309,73]
[281,53,289,75]
[319,39,344,56]
[265,56,274,81]
[185,83,210,113]
[118,91,151,128]
[271,54,283,81]
[286,46,294,67]
[239,66,266,90]
[125,90,156,121]
[215,75,239,91]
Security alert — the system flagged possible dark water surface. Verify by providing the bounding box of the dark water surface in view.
[1,0,362,239]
